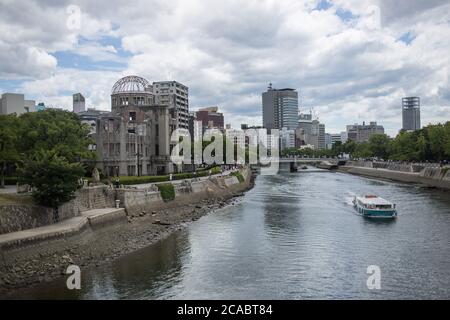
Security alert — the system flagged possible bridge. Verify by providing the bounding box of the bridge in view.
[259,157,341,171]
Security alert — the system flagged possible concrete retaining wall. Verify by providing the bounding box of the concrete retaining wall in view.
[0,205,53,235]
[0,168,251,235]
[115,168,250,216]
[0,186,117,235]
[342,166,450,190]
[58,185,116,219]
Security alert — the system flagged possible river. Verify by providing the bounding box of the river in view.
[12,166,450,299]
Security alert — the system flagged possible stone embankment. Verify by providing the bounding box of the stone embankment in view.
[339,161,450,190]
[0,167,254,296]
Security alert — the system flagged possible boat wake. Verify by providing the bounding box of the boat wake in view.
[344,191,356,206]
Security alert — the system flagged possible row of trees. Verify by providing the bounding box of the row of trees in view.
[282,122,450,162]
[0,110,94,208]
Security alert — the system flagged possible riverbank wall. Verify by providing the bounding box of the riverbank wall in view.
[339,162,450,190]
[0,167,253,295]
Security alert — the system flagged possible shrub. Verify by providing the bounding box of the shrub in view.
[211,166,222,175]
[100,165,223,185]
[231,171,245,183]
[111,175,169,185]
[157,183,175,202]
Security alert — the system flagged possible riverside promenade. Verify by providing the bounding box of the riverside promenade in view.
[339,161,450,190]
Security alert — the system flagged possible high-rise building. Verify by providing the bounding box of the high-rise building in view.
[402,97,421,131]
[347,121,384,143]
[280,127,296,150]
[325,133,332,150]
[153,81,189,130]
[0,93,35,115]
[296,112,312,146]
[296,112,325,150]
[188,111,202,142]
[340,131,348,144]
[73,93,86,113]
[195,106,224,131]
[330,134,342,146]
[262,84,299,130]
[311,120,326,150]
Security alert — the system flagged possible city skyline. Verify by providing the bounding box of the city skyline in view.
[0,0,449,136]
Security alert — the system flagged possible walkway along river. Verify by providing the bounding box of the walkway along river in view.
[10,167,450,299]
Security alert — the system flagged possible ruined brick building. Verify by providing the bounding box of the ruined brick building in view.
[79,75,188,176]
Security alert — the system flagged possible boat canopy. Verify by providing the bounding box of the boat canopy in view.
[356,196,393,206]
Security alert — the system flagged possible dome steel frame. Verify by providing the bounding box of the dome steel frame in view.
[111,75,150,94]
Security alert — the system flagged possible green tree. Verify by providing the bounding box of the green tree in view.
[0,114,19,188]
[17,109,94,162]
[18,150,85,208]
[427,124,446,161]
[343,140,357,155]
[444,122,450,159]
[16,109,95,208]
[390,131,417,161]
[368,134,391,160]
[353,142,372,159]
[415,132,428,161]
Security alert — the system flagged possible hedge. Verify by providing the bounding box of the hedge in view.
[3,167,224,187]
[103,166,222,185]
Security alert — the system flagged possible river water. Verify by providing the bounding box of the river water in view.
[12,167,450,299]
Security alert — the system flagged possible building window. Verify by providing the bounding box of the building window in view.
[127,165,136,176]
[129,112,136,121]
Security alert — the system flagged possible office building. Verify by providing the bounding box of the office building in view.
[340,131,348,144]
[296,112,325,150]
[0,93,35,115]
[402,97,421,131]
[295,112,313,147]
[280,127,296,150]
[347,121,385,143]
[195,106,224,131]
[330,134,342,146]
[153,81,189,130]
[311,120,326,150]
[188,111,202,142]
[325,133,332,150]
[262,84,299,130]
[73,93,86,113]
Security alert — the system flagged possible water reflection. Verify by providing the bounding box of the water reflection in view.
[9,168,450,299]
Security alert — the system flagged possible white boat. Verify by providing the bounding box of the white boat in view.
[352,195,397,218]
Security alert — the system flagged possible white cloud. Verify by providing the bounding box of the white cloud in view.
[0,0,449,136]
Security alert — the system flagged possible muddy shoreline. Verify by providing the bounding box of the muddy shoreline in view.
[0,172,256,298]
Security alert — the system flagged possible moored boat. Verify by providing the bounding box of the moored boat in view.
[352,195,397,218]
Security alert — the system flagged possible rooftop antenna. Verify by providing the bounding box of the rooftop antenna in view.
[268,83,272,90]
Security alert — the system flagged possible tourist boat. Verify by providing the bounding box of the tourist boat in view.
[352,195,397,218]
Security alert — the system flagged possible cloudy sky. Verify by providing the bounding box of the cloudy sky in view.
[0,0,449,136]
